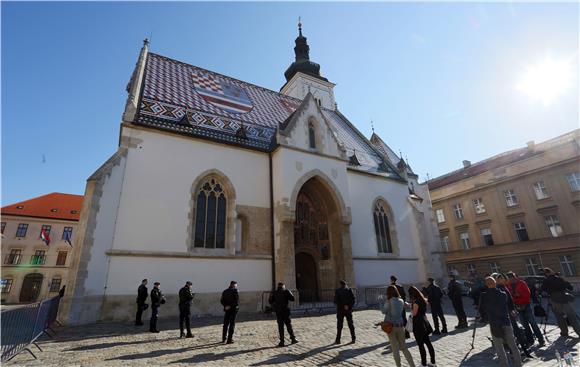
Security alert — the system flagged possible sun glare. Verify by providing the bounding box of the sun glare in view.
[516,56,573,106]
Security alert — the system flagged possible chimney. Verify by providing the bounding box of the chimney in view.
[526,141,535,150]
[462,160,471,168]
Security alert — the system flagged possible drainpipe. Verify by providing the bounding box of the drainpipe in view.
[269,152,276,290]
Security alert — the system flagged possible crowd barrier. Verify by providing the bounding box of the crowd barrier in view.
[1,295,62,363]
[261,288,360,313]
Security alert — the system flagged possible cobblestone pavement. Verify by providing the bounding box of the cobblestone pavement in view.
[7,299,579,366]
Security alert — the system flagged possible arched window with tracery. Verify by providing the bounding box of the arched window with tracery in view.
[308,122,316,149]
[374,200,393,253]
[194,178,227,249]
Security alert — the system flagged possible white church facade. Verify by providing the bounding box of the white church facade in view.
[63,26,444,324]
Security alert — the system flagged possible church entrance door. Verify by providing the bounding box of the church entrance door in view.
[295,252,318,302]
[20,273,43,303]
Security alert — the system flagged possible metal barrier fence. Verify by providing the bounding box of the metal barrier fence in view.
[261,288,360,313]
[1,295,62,363]
[364,286,388,308]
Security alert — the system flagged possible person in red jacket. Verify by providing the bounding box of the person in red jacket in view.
[507,272,545,347]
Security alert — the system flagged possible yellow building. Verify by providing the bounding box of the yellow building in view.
[1,193,83,304]
[428,130,580,283]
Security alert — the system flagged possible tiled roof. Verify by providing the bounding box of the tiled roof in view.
[135,53,401,179]
[370,133,415,176]
[1,193,83,221]
[427,129,580,190]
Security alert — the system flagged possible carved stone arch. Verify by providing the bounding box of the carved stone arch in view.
[372,196,400,256]
[187,169,237,255]
[289,169,350,225]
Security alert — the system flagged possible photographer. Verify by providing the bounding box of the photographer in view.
[541,268,580,338]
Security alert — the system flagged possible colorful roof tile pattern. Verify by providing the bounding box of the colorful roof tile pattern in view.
[1,193,83,221]
[136,52,400,178]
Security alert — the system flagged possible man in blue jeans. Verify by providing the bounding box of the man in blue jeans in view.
[480,276,522,367]
[507,272,545,347]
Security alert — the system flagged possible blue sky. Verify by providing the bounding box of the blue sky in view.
[2,2,578,205]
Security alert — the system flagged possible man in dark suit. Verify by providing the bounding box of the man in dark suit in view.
[334,280,356,344]
[269,282,298,347]
[425,277,447,334]
[220,281,240,344]
[178,281,194,338]
[149,282,165,333]
[135,279,148,326]
[448,274,468,329]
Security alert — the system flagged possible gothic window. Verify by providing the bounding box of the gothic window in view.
[194,178,227,249]
[373,201,393,253]
[308,122,316,149]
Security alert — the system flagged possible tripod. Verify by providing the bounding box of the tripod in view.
[470,296,482,349]
[541,296,551,343]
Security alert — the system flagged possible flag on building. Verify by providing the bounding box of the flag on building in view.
[64,230,72,246]
[41,228,51,246]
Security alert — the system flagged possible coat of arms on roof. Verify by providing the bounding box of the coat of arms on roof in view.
[192,72,254,114]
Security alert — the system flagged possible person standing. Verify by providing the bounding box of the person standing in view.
[425,278,447,334]
[507,272,545,346]
[334,280,356,344]
[447,275,468,329]
[480,277,522,367]
[150,282,165,333]
[409,286,436,367]
[541,267,580,338]
[381,285,415,367]
[268,282,298,347]
[220,281,239,344]
[390,275,409,338]
[135,279,148,326]
[178,281,194,338]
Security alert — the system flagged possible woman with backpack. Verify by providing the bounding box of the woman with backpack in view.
[381,285,415,367]
[409,286,436,367]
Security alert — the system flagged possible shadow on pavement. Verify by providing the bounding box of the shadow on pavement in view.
[170,346,278,364]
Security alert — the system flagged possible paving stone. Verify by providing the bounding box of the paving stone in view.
[6,300,579,366]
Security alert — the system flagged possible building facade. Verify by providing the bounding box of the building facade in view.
[428,130,580,282]
[1,193,83,304]
[63,26,443,325]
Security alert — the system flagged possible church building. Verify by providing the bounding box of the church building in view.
[63,24,443,324]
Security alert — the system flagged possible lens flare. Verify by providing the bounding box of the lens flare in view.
[516,56,573,106]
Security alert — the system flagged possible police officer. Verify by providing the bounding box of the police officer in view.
[178,281,194,338]
[268,282,298,347]
[334,280,356,344]
[135,279,148,326]
[150,282,165,333]
[425,277,447,334]
[220,281,239,344]
[448,274,468,329]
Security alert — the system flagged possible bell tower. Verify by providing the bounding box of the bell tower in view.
[280,19,336,110]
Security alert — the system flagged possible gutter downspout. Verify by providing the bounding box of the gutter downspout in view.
[269,152,276,290]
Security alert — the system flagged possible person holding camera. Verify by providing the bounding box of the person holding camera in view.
[268,282,298,347]
[135,279,148,326]
[506,272,544,347]
[541,267,580,338]
[150,282,165,333]
[178,281,194,338]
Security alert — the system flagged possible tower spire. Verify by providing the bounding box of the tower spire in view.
[298,16,302,36]
[283,19,327,83]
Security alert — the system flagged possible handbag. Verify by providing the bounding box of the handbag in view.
[533,304,546,318]
[380,322,394,334]
[424,319,434,335]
